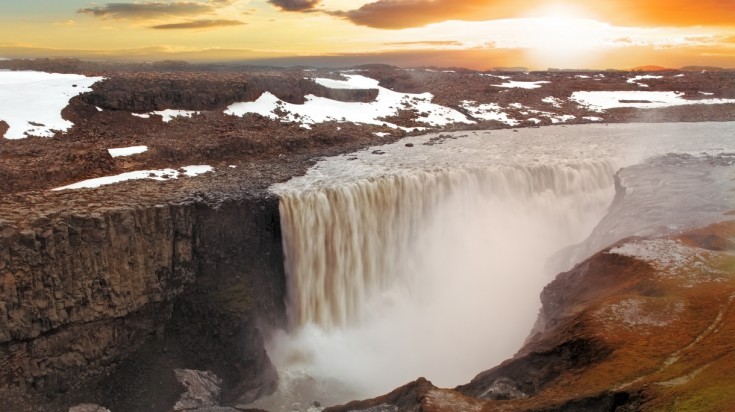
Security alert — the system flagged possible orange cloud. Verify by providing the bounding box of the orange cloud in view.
[78,0,234,21]
[330,0,735,29]
[334,0,521,29]
[149,19,245,29]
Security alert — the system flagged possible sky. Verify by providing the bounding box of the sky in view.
[1,0,734,69]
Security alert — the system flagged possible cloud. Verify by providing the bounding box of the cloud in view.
[331,0,524,29]
[149,19,245,29]
[78,1,231,21]
[329,0,735,30]
[267,0,321,12]
[384,40,464,46]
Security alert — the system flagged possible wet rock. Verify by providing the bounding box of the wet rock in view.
[174,369,223,411]
[69,404,111,412]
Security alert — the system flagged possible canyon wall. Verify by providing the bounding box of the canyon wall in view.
[0,192,286,411]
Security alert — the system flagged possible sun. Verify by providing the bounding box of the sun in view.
[521,3,607,68]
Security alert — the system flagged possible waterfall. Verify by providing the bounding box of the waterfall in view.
[279,160,615,331]
[247,122,735,411]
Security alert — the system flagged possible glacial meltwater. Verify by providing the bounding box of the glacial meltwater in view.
[250,122,735,411]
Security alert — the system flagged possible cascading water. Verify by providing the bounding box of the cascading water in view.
[279,162,615,330]
[252,122,735,411]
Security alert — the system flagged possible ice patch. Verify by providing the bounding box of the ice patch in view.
[107,145,148,158]
[571,91,735,111]
[226,74,473,130]
[492,80,550,89]
[0,70,104,139]
[52,165,213,190]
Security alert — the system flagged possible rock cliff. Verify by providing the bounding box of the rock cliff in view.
[0,192,286,412]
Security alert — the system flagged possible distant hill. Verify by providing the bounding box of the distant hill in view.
[630,65,674,71]
[680,65,729,71]
[491,66,529,72]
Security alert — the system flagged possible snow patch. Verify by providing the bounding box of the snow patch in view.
[609,239,727,286]
[226,74,473,130]
[481,73,511,79]
[460,101,518,126]
[548,114,576,124]
[374,132,390,137]
[492,80,550,89]
[152,109,199,123]
[583,116,603,122]
[95,106,103,112]
[0,70,104,139]
[131,110,199,122]
[571,91,735,111]
[107,145,148,158]
[542,96,564,108]
[627,75,663,87]
[52,165,213,190]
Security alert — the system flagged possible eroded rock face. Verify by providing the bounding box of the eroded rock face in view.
[0,204,196,390]
[0,193,286,411]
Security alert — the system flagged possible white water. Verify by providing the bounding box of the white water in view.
[257,122,735,411]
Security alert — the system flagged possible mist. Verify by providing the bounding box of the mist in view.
[252,122,735,411]
[257,162,615,410]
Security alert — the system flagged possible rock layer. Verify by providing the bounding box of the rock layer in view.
[0,193,285,412]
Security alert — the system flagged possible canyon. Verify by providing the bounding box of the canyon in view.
[0,59,733,411]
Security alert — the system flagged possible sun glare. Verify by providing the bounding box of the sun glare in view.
[520,4,607,68]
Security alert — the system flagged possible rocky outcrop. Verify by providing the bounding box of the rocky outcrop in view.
[0,192,286,411]
[0,205,196,390]
[83,74,379,113]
